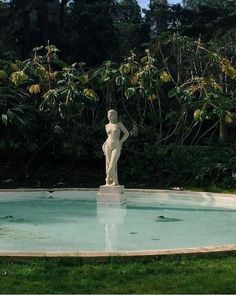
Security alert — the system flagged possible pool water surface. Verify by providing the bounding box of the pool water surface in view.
[0,190,236,252]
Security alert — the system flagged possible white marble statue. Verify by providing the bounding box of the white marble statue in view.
[102,109,129,186]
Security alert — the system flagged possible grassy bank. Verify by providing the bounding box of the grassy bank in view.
[0,254,236,294]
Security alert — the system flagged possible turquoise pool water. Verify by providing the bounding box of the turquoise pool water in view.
[0,190,236,252]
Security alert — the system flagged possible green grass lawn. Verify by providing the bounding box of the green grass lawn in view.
[0,254,236,294]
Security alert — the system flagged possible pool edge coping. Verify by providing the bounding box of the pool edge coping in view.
[0,245,236,257]
[0,187,235,198]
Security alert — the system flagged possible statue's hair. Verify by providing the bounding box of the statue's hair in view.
[108,109,118,117]
[107,109,118,122]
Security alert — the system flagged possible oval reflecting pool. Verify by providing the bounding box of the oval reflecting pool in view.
[0,190,236,254]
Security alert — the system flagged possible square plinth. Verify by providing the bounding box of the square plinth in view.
[99,185,125,195]
[98,185,126,203]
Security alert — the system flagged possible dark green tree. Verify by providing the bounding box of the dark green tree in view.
[59,0,69,28]
[146,0,169,36]
[0,1,10,56]
[169,1,236,40]
[0,0,60,58]
[61,0,119,66]
[8,0,32,57]
[35,0,60,46]
[114,0,150,58]
[183,0,236,11]
[116,0,142,23]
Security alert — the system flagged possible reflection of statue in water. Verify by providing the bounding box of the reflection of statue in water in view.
[97,201,127,251]
[105,224,117,251]
[102,110,129,186]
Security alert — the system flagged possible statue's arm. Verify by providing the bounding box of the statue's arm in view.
[119,122,129,144]
[102,125,108,153]
[102,141,107,154]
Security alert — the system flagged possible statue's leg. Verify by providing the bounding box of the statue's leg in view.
[104,145,112,185]
[108,148,120,186]
[113,165,118,185]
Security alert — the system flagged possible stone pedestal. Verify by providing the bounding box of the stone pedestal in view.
[98,185,127,203]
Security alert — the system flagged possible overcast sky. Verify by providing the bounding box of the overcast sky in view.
[138,0,182,8]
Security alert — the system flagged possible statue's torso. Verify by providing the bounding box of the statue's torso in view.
[105,123,121,150]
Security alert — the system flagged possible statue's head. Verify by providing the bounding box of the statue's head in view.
[108,109,118,123]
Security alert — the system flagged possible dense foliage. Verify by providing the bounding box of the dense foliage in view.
[0,0,235,188]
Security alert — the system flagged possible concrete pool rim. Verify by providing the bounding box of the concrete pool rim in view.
[0,188,235,258]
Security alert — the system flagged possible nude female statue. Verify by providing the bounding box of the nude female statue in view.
[102,110,129,186]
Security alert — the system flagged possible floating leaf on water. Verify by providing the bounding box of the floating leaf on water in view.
[0,215,13,219]
[155,216,183,222]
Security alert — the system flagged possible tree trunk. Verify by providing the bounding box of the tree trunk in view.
[219,120,227,142]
